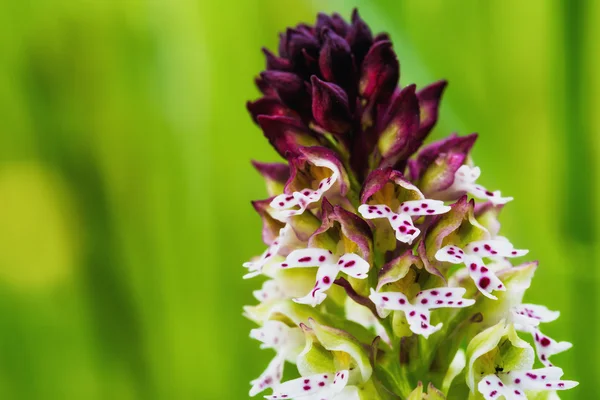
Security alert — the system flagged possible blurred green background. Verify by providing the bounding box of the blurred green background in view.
[0,0,597,398]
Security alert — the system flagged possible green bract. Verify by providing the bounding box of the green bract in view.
[466,321,534,392]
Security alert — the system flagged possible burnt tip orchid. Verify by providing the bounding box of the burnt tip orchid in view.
[242,9,577,400]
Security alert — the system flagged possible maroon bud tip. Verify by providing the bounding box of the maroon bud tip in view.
[311,76,351,135]
[319,29,355,89]
[260,71,311,117]
[360,40,399,104]
[416,79,448,137]
[247,97,295,122]
[251,160,290,184]
[377,84,420,166]
[374,32,391,42]
[257,115,318,158]
[346,8,373,66]
[262,47,292,71]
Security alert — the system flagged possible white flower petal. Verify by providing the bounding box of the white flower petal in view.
[370,287,474,338]
[435,245,465,264]
[477,367,578,400]
[270,162,340,217]
[400,199,451,217]
[465,239,528,259]
[464,255,505,300]
[253,280,287,302]
[336,253,369,279]
[478,373,522,399]
[531,328,573,367]
[293,263,339,307]
[280,249,370,307]
[265,370,349,400]
[509,367,578,392]
[415,287,476,309]
[452,165,513,205]
[250,354,285,397]
[359,197,450,244]
[279,248,335,269]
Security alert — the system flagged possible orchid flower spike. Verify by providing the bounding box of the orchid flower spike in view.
[278,248,369,307]
[478,367,578,399]
[244,10,577,400]
[435,239,528,299]
[249,321,305,396]
[511,304,573,367]
[358,200,450,244]
[449,165,513,205]
[265,370,358,400]
[369,287,475,338]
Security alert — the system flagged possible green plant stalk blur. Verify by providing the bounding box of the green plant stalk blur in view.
[0,0,597,399]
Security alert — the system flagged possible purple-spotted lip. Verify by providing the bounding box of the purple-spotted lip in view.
[370,286,473,337]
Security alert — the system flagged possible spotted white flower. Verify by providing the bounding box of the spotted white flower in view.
[485,236,517,269]
[435,239,528,299]
[249,321,305,396]
[511,304,573,367]
[447,165,513,205]
[252,273,317,304]
[270,154,342,219]
[253,280,288,303]
[244,225,298,279]
[265,370,359,400]
[277,248,370,307]
[369,287,475,338]
[478,367,578,399]
[358,200,450,244]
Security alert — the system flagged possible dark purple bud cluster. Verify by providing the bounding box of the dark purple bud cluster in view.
[247,9,447,180]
